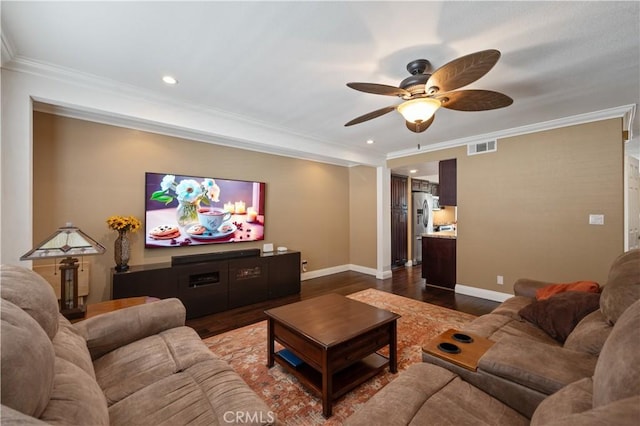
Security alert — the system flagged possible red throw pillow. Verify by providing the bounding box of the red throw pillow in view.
[519,291,601,342]
[536,281,600,301]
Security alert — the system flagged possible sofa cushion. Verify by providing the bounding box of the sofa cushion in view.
[94,326,219,405]
[478,336,597,395]
[518,291,600,342]
[0,299,55,418]
[535,281,600,300]
[461,312,560,346]
[530,377,593,425]
[345,363,528,426]
[563,309,612,355]
[108,360,274,426]
[39,357,109,426]
[593,299,640,407]
[0,264,59,339]
[599,249,640,325]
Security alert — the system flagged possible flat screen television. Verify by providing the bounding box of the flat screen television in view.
[145,172,266,248]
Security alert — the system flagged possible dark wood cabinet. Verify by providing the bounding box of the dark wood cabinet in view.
[176,260,229,318]
[391,175,408,267]
[391,175,408,209]
[438,159,457,206]
[422,237,456,289]
[411,178,438,195]
[112,251,300,319]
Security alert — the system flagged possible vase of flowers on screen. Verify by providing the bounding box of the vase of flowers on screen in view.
[150,174,221,227]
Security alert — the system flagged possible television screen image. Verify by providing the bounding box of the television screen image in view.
[145,172,266,248]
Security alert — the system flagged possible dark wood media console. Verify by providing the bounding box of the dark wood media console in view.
[112,250,301,319]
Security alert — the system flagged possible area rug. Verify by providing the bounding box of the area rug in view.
[203,289,476,425]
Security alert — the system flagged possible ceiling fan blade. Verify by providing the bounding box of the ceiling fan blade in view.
[437,90,513,111]
[405,115,435,133]
[426,49,501,93]
[346,82,410,97]
[345,106,397,126]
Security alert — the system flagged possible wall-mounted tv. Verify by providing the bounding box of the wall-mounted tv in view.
[145,172,265,248]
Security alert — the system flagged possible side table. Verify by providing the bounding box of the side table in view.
[72,296,159,322]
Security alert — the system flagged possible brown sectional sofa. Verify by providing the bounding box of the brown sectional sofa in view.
[0,265,275,425]
[346,248,640,425]
[423,248,640,417]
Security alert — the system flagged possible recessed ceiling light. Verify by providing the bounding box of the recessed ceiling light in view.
[366,139,374,144]
[409,169,418,174]
[162,75,178,85]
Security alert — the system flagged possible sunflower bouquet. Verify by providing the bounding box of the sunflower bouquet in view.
[106,215,142,233]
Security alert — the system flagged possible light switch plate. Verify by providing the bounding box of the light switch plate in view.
[589,214,605,225]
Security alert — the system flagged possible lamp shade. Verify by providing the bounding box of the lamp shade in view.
[20,224,105,260]
[397,98,442,123]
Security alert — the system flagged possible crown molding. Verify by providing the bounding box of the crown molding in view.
[1,31,16,66]
[8,56,385,167]
[387,104,637,160]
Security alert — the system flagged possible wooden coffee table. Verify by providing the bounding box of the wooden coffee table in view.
[423,328,494,371]
[265,293,400,417]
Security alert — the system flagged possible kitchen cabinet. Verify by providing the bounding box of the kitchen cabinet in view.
[411,178,438,195]
[438,159,457,206]
[391,175,408,266]
[422,236,456,289]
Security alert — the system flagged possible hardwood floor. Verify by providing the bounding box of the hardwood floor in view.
[186,265,500,339]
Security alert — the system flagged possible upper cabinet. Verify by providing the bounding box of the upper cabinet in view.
[438,159,457,206]
[411,178,439,195]
[391,175,408,210]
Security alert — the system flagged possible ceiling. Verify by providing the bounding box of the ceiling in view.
[2,1,639,172]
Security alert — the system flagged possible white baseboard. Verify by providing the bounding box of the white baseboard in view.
[455,284,512,303]
[300,264,385,281]
[301,267,512,303]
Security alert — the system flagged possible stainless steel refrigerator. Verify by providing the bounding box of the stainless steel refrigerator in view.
[412,192,434,264]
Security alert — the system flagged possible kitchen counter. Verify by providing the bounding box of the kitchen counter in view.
[423,231,457,239]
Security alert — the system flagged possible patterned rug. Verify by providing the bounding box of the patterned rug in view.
[203,289,476,425]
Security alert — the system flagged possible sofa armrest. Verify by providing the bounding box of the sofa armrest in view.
[1,404,49,425]
[478,336,597,395]
[532,395,640,426]
[73,298,186,360]
[513,279,553,298]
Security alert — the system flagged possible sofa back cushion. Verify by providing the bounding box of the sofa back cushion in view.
[0,265,59,339]
[563,309,612,355]
[593,299,640,407]
[1,299,55,418]
[599,249,640,325]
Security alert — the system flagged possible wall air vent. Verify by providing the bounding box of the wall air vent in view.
[467,140,497,156]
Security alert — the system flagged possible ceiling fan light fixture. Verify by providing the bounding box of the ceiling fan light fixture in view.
[397,98,441,124]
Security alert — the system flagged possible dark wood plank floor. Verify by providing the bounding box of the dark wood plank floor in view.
[187,265,500,339]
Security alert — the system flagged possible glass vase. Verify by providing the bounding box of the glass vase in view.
[176,200,200,227]
[114,230,130,272]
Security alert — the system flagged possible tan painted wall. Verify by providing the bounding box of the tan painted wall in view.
[349,166,378,269]
[389,119,625,294]
[33,112,376,303]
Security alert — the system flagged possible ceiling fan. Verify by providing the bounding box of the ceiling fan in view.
[345,49,513,133]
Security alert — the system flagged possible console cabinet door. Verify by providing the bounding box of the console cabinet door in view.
[228,257,269,308]
[112,265,176,299]
[176,261,229,319]
[268,251,301,298]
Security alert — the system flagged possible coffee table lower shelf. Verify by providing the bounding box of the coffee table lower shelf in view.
[274,351,388,400]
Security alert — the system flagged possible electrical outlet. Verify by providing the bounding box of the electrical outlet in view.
[301,260,308,272]
[589,214,605,225]
[497,275,504,285]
